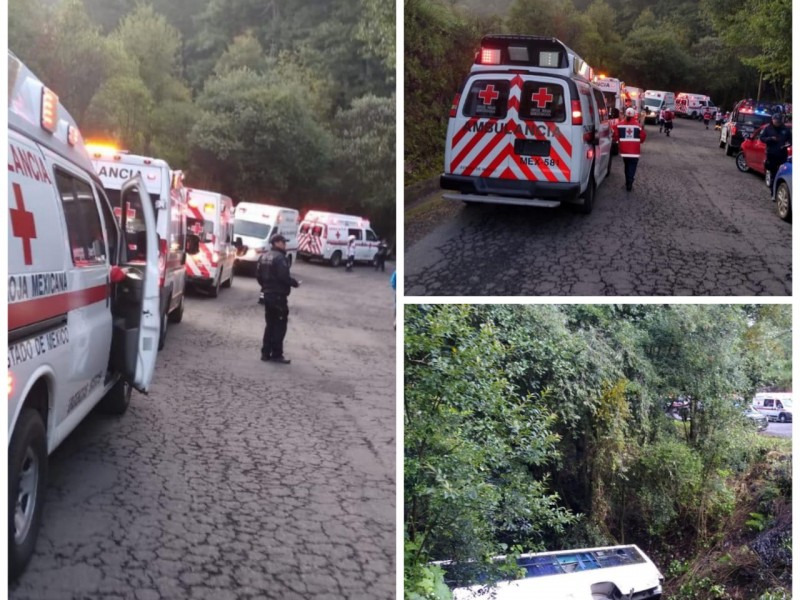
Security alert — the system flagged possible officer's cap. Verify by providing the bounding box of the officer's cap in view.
[270,233,288,245]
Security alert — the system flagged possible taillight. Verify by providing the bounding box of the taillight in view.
[480,48,501,65]
[449,93,461,118]
[212,251,220,264]
[731,125,737,136]
[8,371,14,397]
[158,238,167,288]
[571,100,582,125]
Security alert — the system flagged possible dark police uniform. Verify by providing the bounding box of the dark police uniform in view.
[256,235,299,363]
[759,115,792,187]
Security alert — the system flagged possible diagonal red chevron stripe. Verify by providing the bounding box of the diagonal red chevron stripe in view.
[453,117,480,148]
[462,130,510,177]
[451,123,501,173]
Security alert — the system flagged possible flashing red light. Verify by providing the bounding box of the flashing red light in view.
[158,239,167,288]
[480,48,501,65]
[449,93,461,118]
[571,100,583,125]
[41,87,59,133]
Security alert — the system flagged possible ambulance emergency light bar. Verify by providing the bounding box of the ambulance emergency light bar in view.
[441,545,664,600]
[304,210,370,227]
[473,35,594,81]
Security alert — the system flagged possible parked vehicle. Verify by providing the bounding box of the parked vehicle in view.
[442,545,664,600]
[8,51,160,580]
[752,392,792,423]
[643,90,675,124]
[297,211,380,266]
[233,202,299,271]
[742,407,769,431]
[735,123,792,188]
[676,93,716,120]
[440,35,613,213]
[89,147,188,350]
[773,158,792,221]
[721,99,785,156]
[184,189,236,296]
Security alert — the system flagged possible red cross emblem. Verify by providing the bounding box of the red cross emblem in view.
[335,231,341,239]
[478,85,500,105]
[113,203,137,220]
[530,87,554,108]
[10,183,37,265]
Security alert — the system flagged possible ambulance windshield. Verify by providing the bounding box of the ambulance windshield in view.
[644,98,663,108]
[233,218,270,240]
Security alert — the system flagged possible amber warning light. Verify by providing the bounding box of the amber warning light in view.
[40,87,59,133]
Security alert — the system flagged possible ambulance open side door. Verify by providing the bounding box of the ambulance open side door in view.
[110,174,161,391]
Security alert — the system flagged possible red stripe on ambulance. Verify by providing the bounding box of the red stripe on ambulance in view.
[9,285,107,331]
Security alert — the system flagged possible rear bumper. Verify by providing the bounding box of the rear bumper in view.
[441,174,581,205]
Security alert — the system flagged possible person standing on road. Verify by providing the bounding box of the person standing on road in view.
[375,239,388,272]
[658,107,666,133]
[614,107,647,192]
[760,112,792,189]
[346,235,357,272]
[257,234,299,364]
[663,108,674,136]
[703,108,712,129]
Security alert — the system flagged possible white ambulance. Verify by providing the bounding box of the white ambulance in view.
[441,35,613,214]
[444,545,663,600]
[88,146,188,349]
[675,93,717,120]
[298,210,380,266]
[8,52,160,580]
[233,202,300,270]
[593,75,624,154]
[184,189,236,296]
[752,392,792,423]
[643,90,676,123]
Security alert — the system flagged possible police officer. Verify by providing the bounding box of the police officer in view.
[760,112,792,189]
[256,234,299,364]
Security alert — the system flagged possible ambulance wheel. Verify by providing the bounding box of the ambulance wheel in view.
[579,174,596,215]
[157,310,167,351]
[209,274,221,298]
[168,296,184,324]
[9,408,47,582]
[330,251,342,267]
[300,255,311,262]
[735,152,749,173]
[779,412,788,423]
[222,266,233,288]
[97,379,132,415]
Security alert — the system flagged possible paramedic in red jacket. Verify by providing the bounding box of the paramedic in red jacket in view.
[614,107,647,192]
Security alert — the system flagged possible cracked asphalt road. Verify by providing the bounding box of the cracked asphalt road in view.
[10,262,396,600]
[405,119,791,296]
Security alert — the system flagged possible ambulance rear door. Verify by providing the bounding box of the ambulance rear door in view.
[446,73,578,186]
[111,174,160,391]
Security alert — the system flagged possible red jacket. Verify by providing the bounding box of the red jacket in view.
[614,118,646,157]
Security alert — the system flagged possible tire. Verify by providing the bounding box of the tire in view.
[329,251,342,267]
[778,412,787,423]
[9,409,47,582]
[776,181,791,221]
[209,273,221,298]
[300,255,311,263]
[579,174,596,215]
[96,378,132,415]
[719,139,726,149]
[764,169,772,189]
[725,138,735,156]
[735,152,749,173]
[221,265,233,288]
[168,296,184,324]
[157,309,167,351]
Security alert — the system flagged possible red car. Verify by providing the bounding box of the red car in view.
[736,123,792,188]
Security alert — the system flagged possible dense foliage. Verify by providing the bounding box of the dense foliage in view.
[405,0,791,181]
[405,305,791,598]
[10,0,396,237]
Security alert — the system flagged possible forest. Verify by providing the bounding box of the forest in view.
[10,0,396,237]
[405,304,791,599]
[404,0,791,182]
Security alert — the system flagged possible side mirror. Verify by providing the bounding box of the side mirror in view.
[186,234,200,256]
[234,236,244,249]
